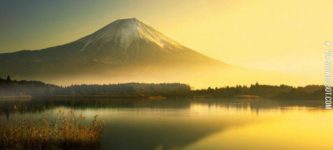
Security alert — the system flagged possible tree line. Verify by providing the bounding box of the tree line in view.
[0,76,191,98]
[0,77,324,99]
[194,82,323,99]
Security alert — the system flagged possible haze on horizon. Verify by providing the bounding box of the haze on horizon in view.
[1,0,332,86]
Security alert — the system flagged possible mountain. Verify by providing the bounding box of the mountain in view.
[0,18,228,86]
[0,18,312,87]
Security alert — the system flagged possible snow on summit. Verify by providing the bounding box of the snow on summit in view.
[79,18,183,50]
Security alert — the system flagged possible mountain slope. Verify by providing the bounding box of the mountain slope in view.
[0,18,227,85]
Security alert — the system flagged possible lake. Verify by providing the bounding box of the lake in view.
[0,98,332,150]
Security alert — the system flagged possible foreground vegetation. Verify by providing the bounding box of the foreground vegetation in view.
[0,110,104,149]
[0,76,324,100]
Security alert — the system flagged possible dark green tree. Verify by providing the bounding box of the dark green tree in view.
[6,75,11,82]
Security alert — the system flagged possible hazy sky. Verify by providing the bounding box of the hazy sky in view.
[0,0,332,80]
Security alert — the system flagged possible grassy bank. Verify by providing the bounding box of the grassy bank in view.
[0,110,104,149]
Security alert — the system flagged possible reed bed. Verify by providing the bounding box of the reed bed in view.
[0,110,104,149]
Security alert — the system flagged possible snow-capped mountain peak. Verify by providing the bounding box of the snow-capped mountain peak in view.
[0,17,226,86]
[79,18,183,50]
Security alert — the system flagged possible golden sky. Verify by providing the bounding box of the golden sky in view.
[1,0,332,83]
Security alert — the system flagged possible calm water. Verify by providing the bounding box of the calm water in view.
[0,98,332,150]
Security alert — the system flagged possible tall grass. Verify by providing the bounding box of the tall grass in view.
[0,110,104,149]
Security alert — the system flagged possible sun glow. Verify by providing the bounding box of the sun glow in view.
[0,0,331,86]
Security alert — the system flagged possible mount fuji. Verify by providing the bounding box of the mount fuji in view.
[0,18,230,86]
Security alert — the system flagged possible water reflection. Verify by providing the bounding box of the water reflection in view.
[0,97,323,118]
[0,98,331,150]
